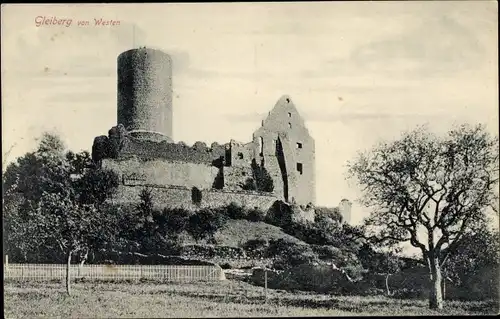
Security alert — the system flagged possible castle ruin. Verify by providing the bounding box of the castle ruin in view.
[91,47,349,218]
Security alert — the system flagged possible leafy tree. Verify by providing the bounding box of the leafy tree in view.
[65,150,92,175]
[2,133,120,295]
[71,150,119,208]
[240,177,257,191]
[33,192,117,295]
[137,188,155,225]
[315,206,343,224]
[131,188,161,250]
[265,200,294,227]
[163,208,192,235]
[314,208,343,236]
[347,124,499,309]
[358,244,404,295]
[443,227,499,300]
[188,208,227,243]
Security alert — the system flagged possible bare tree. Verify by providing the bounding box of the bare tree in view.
[347,124,499,309]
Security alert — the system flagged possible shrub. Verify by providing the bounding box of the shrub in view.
[311,245,344,262]
[314,206,343,224]
[251,159,274,192]
[243,239,269,258]
[267,239,319,270]
[265,201,293,227]
[163,208,192,234]
[187,208,227,242]
[220,263,232,269]
[224,202,248,220]
[213,246,246,259]
[181,245,216,259]
[246,208,266,222]
[243,238,268,251]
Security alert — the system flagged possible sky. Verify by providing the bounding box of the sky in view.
[1,2,498,228]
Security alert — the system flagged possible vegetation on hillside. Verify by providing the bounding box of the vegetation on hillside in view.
[3,128,498,304]
[347,124,499,309]
[3,133,120,295]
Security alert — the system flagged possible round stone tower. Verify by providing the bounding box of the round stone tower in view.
[117,47,173,142]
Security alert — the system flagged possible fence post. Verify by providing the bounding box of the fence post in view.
[5,255,8,272]
[264,268,268,303]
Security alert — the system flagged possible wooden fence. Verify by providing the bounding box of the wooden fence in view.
[3,263,225,282]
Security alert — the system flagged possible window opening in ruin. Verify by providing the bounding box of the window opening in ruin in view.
[286,98,290,103]
[288,112,292,117]
[288,123,292,129]
[238,152,244,159]
[259,136,264,156]
[297,163,303,175]
[296,142,303,149]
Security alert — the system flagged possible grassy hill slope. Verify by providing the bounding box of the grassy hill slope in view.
[213,219,307,247]
[178,219,307,247]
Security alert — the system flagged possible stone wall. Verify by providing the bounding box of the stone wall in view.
[110,185,197,210]
[204,189,277,210]
[223,166,255,191]
[109,185,278,211]
[120,138,228,165]
[102,157,219,190]
[228,140,254,168]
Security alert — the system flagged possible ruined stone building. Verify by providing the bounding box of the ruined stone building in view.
[91,47,350,220]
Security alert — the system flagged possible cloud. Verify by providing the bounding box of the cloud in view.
[301,13,485,79]
[169,50,274,80]
[350,15,483,76]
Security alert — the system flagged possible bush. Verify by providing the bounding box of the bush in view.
[265,201,293,227]
[181,245,216,259]
[267,239,319,270]
[314,206,343,224]
[223,202,248,220]
[220,263,232,269]
[251,159,274,192]
[187,208,227,242]
[243,239,269,258]
[163,208,192,234]
[213,246,246,259]
[246,208,266,222]
[311,245,344,262]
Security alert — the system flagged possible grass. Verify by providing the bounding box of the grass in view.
[212,219,307,247]
[4,279,498,318]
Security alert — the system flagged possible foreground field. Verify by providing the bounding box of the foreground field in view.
[4,279,498,317]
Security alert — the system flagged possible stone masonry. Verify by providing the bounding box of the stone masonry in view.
[92,47,324,212]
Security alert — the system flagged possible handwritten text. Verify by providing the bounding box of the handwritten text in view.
[35,16,121,27]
